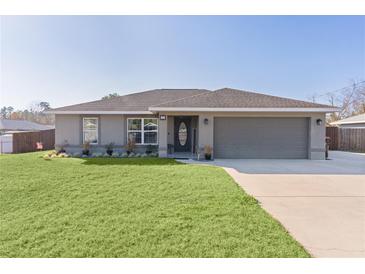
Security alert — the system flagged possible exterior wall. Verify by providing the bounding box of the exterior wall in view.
[100,115,124,145]
[198,114,214,157]
[55,114,81,145]
[56,111,327,159]
[158,111,327,160]
[308,113,326,160]
[55,114,158,154]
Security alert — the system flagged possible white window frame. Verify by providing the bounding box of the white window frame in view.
[127,118,158,145]
[82,117,99,145]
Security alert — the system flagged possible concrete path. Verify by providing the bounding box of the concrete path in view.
[181,151,365,257]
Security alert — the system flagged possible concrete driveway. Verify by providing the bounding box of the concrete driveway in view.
[183,151,365,257]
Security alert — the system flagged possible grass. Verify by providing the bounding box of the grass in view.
[0,152,309,257]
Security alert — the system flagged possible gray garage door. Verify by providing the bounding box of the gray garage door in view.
[214,117,309,159]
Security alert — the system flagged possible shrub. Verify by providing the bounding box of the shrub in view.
[92,152,103,158]
[72,152,81,158]
[204,145,213,160]
[57,140,68,154]
[82,142,90,156]
[125,139,136,154]
[121,152,128,158]
[145,144,154,154]
[128,152,135,157]
[105,142,114,156]
[43,154,51,160]
[111,152,120,158]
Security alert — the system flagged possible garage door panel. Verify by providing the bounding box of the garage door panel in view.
[214,117,308,159]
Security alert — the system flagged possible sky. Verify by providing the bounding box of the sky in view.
[0,16,364,110]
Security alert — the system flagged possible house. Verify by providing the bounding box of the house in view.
[48,88,338,159]
[0,119,54,135]
[330,113,365,128]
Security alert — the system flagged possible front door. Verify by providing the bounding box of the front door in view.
[174,117,191,152]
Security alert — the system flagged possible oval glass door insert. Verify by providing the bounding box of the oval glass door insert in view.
[178,122,187,146]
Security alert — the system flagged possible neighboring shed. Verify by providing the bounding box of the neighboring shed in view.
[330,114,365,128]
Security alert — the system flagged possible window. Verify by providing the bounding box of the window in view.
[127,118,158,144]
[83,117,98,144]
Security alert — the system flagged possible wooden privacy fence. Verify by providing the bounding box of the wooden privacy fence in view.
[326,127,365,152]
[326,127,339,150]
[12,129,55,153]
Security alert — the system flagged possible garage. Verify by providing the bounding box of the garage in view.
[214,117,309,159]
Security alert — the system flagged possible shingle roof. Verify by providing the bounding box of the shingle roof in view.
[51,89,210,112]
[50,87,336,113]
[0,119,54,131]
[152,88,334,109]
[330,113,365,125]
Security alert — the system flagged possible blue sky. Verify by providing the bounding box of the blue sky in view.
[1,16,364,109]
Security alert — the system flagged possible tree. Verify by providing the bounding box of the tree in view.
[0,106,14,119]
[0,101,54,125]
[102,93,120,100]
[39,102,51,112]
[0,106,8,119]
[6,106,14,116]
[323,81,365,123]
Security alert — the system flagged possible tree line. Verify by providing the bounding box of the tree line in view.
[0,101,54,125]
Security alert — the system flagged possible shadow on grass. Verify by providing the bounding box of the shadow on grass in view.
[80,157,184,166]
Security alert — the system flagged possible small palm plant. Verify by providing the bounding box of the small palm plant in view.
[204,145,213,160]
[82,141,90,156]
[125,138,136,155]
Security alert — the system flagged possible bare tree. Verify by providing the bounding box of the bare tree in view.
[322,80,365,123]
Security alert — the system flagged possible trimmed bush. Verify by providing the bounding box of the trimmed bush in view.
[111,152,120,158]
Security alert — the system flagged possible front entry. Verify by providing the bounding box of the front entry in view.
[174,117,191,152]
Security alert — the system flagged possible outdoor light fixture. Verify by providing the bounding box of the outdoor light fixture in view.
[204,118,209,125]
[316,119,323,126]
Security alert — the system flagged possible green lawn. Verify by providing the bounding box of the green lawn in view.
[0,152,309,257]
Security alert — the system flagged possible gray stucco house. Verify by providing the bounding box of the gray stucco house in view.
[49,88,338,160]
